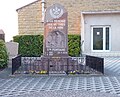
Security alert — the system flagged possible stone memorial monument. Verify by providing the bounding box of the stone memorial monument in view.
[41,3,78,73]
[44,3,68,57]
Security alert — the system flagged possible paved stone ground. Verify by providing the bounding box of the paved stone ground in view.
[11,90,119,97]
[104,57,120,76]
[0,57,120,97]
[0,76,120,97]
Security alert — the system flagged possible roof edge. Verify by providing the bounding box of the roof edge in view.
[16,0,41,11]
[81,10,120,14]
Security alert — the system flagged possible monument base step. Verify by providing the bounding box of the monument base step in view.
[49,71,66,75]
[83,52,120,57]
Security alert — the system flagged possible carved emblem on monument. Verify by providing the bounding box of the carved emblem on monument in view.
[50,6,63,19]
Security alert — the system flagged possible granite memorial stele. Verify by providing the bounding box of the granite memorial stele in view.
[41,3,78,73]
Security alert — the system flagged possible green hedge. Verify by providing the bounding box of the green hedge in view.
[68,35,81,57]
[13,35,43,57]
[13,35,80,57]
[0,40,8,68]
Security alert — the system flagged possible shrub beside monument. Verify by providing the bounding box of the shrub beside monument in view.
[0,40,8,68]
[68,35,80,57]
[13,35,43,57]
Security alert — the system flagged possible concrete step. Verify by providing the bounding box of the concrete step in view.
[49,71,66,75]
[84,52,120,57]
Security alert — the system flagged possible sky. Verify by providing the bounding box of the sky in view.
[0,0,36,42]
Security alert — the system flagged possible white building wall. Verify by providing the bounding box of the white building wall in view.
[82,13,120,56]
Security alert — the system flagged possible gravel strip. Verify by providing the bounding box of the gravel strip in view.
[12,90,119,97]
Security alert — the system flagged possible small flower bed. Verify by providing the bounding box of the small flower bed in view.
[68,71,76,75]
[67,70,81,75]
[23,70,48,74]
[39,70,48,74]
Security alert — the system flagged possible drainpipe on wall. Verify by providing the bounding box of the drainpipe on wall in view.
[41,0,46,23]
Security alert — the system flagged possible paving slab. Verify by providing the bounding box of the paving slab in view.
[9,90,119,97]
[0,76,120,97]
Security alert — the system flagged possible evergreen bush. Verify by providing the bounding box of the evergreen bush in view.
[0,40,8,68]
[13,35,43,57]
[68,35,81,57]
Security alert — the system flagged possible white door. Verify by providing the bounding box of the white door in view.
[91,26,110,52]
